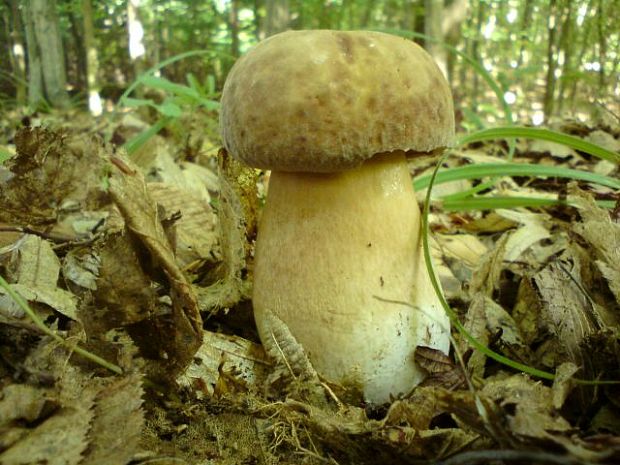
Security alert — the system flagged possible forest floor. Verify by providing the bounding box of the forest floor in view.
[0,107,619,465]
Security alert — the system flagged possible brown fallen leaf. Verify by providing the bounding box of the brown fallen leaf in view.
[109,154,202,381]
[81,373,144,465]
[415,346,467,390]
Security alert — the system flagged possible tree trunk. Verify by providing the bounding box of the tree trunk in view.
[82,0,102,115]
[556,1,573,115]
[595,0,607,114]
[470,2,484,112]
[127,0,146,93]
[29,0,69,108]
[22,0,44,108]
[543,0,558,122]
[442,0,468,86]
[265,0,289,37]
[424,0,446,76]
[568,0,593,113]
[67,7,86,91]
[517,0,534,67]
[229,0,240,57]
[6,0,27,106]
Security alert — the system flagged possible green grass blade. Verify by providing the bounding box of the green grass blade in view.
[413,163,620,191]
[459,127,620,164]
[440,196,616,211]
[123,117,172,155]
[420,153,557,380]
[119,50,215,104]
[0,274,122,375]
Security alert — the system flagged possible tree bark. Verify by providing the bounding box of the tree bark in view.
[5,0,27,106]
[29,0,69,108]
[424,0,446,76]
[265,0,289,37]
[229,0,240,57]
[22,0,44,108]
[82,0,102,115]
[543,0,559,122]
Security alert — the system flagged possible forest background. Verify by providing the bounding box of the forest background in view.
[1,0,619,133]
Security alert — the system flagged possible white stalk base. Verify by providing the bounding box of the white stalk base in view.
[252,151,450,403]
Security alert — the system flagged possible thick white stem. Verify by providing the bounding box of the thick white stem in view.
[252,151,450,403]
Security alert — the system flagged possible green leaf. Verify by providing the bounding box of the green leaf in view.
[157,100,183,117]
[139,75,202,101]
[413,163,620,191]
[123,117,172,155]
[0,147,13,164]
[459,127,620,164]
[121,97,155,108]
[119,49,215,104]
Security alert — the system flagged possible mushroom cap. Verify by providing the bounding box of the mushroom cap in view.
[220,30,455,173]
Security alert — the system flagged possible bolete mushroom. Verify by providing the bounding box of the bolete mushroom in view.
[219,30,454,403]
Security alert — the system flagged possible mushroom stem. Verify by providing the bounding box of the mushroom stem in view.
[253,151,450,403]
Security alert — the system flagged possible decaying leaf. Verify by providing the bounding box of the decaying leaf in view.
[195,149,257,313]
[483,374,573,438]
[0,371,96,465]
[259,310,329,406]
[469,233,509,296]
[496,209,552,263]
[571,185,620,307]
[177,330,269,398]
[415,346,467,390]
[533,247,601,373]
[109,154,202,380]
[147,182,219,268]
[551,362,580,410]
[0,128,110,234]
[81,373,144,465]
[0,234,77,320]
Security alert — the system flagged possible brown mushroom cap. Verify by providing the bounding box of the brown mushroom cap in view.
[220,30,455,173]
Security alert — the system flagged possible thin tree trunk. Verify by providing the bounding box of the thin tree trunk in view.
[517,0,534,67]
[470,2,484,112]
[595,0,607,111]
[67,7,85,91]
[22,0,44,108]
[6,0,27,106]
[424,0,446,76]
[29,0,69,108]
[556,1,573,115]
[543,0,558,122]
[82,0,102,115]
[229,0,240,56]
[127,0,146,94]
[568,0,593,112]
[265,0,289,37]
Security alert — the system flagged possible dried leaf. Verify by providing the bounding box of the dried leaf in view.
[109,154,202,379]
[469,233,509,296]
[483,374,572,438]
[0,235,77,321]
[416,346,467,390]
[81,373,144,465]
[571,186,620,306]
[147,182,218,268]
[177,330,269,397]
[534,251,600,373]
[551,362,579,410]
[0,128,109,228]
[0,373,96,465]
[496,209,552,263]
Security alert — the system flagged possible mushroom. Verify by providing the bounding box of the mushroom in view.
[219,30,454,404]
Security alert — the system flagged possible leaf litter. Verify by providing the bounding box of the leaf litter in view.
[0,116,619,464]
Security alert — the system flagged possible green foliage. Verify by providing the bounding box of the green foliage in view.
[119,50,221,155]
